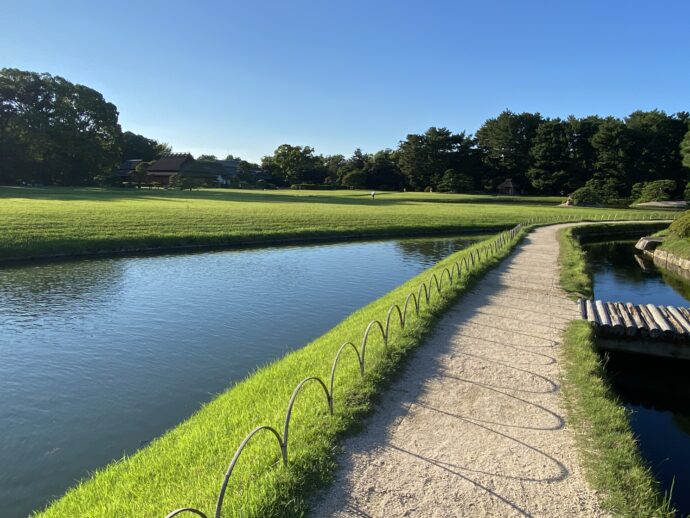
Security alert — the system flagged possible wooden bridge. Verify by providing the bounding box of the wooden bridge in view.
[579,299,690,359]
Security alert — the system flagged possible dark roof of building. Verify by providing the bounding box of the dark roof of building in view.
[147,153,194,173]
[114,159,143,177]
[117,159,143,171]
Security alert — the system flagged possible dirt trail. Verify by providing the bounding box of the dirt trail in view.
[311,224,606,517]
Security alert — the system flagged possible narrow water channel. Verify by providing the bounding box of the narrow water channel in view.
[584,240,690,515]
[0,234,483,517]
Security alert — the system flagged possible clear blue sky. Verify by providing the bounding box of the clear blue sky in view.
[2,0,689,163]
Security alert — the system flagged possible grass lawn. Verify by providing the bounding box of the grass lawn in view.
[0,186,674,261]
[36,228,523,517]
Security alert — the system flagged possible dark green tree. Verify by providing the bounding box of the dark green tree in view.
[475,110,542,190]
[682,126,690,169]
[625,110,688,186]
[0,68,122,185]
[590,116,629,196]
[437,169,474,193]
[364,150,405,189]
[261,144,327,185]
[680,125,690,169]
[398,128,477,190]
[121,131,170,161]
[565,115,601,191]
[526,119,571,194]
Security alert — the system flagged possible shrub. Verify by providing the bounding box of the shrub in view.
[635,179,676,203]
[569,185,604,206]
[570,178,629,207]
[668,211,690,238]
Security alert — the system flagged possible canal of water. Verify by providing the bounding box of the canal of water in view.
[584,240,690,515]
[0,234,484,517]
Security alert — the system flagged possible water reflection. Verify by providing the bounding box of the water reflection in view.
[0,234,479,517]
[0,260,125,320]
[585,240,690,306]
[395,236,483,265]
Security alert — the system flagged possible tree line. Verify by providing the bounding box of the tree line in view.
[262,112,690,202]
[2,68,690,201]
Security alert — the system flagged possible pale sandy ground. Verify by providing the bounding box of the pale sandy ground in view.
[310,224,607,518]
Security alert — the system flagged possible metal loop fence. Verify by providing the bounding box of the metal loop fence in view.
[164,211,676,517]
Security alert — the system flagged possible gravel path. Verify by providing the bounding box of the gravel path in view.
[311,224,606,517]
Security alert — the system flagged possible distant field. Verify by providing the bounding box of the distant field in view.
[0,186,671,261]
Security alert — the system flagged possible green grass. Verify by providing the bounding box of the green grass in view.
[36,228,524,517]
[561,322,674,517]
[660,236,690,260]
[0,186,675,261]
[558,227,593,298]
[558,223,676,517]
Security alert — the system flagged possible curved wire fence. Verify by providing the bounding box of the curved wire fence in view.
[164,212,676,518]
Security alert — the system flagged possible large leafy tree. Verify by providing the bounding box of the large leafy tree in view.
[0,68,122,185]
[397,127,477,190]
[526,118,571,194]
[590,116,630,195]
[122,131,170,161]
[475,110,542,190]
[364,150,405,189]
[624,110,688,187]
[565,115,602,192]
[261,144,327,185]
[0,69,118,184]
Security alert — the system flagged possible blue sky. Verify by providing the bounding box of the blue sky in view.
[2,0,689,162]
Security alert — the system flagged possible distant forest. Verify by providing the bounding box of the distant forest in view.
[2,68,690,202]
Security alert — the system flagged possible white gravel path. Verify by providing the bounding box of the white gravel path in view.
[311,224,606,518]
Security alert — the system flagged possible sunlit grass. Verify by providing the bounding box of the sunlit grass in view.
[0,186,673,261]
[561,322,675,517]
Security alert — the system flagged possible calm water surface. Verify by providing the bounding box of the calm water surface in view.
[0,235,481,517]
[585,240,690,515]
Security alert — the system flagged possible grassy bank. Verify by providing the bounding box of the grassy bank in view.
[558,223,674,517]
[557,227,592,298]
[561,322,673,517]
[659,238,690,260]
[0,186,673,262]
[36,229,523,517]
[656,210,690,260]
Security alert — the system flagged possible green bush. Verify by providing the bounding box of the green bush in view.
[634,179,676,203]
[570,178,631,207]
[569,185,604,206]
[668,211,690,238]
